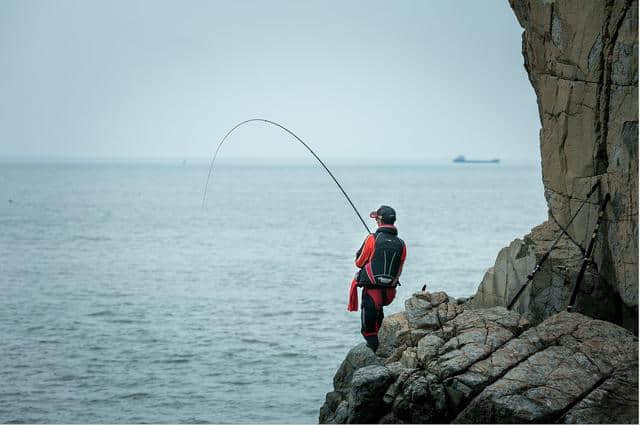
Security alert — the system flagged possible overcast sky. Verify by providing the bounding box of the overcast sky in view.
[0,1,541,162]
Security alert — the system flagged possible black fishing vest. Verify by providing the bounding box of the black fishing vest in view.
[358,226,405,288]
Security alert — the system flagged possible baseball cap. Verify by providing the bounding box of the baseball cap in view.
[369,205,396,223]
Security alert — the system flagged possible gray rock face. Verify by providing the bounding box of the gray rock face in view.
[376,312,410,358]
[416,334,444,364]
[392,371,448,423]
[333,343,381,393]
[319,292,638,424]
[319,343,382,424]
[405,293,440,329]
[347,365,393,423]
[453,312,638,423]
[470,0,638,332]
[562,366,639,424]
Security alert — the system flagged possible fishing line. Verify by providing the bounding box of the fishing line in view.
[202,118,371,234]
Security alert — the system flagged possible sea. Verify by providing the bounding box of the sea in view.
[0,160,547,423]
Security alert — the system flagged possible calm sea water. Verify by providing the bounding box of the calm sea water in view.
[0,161,546,423]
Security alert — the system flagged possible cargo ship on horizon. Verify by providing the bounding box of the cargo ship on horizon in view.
[453,155,500,164]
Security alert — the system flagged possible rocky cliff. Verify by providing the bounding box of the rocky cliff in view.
[319,1,639,422]
[319,292,638,423]
[469,0,638,332]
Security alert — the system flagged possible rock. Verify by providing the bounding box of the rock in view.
[413,290,432,300]
[332,343,381,393]
[383,344,407,365]
[518,316,532,332]
[446,312,590,414]
[561,366,639,424]
[430,320,515,380]
[468,223,609,326]
[450,306,521,334]
[404,291,463,330]
[430,291,449,306]
[383,361,405,380]
[455,345,602,423]
[405,295,440,329]
[383,367,416,405]
[319,391,345,424]
[392,372,448,423]
[321,0,640,419]
[346,365,393,423]
[416,334,444,364]
[320,298,638,424]
[408,329,431,346]
[436,325,456,341]
[376,312,410,358]
[438,300,458,322]
[453,312,638,424]
[399,347,418,369]
[332,401,348,424]
[467,238,536,310]
[470,0,638,333]
[404,293,438,328]
[377,412,398,423]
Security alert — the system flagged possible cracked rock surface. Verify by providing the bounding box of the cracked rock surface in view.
[469,0,638,332]
[319,292,638,424]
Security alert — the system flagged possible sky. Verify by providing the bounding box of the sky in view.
[0,0,541,162]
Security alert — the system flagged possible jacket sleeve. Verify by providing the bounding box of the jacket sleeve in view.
[396,242,407,277]
[355,238,366,259]
[355,234,375,268]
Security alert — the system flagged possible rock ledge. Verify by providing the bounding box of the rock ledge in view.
[319,291,638,424]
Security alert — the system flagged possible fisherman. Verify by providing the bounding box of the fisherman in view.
[348,205,407,352]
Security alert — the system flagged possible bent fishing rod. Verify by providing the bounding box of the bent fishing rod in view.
[202,118,372,234]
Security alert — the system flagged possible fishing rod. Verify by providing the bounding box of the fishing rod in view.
[202,118,372,234]
[507,181,601,310]
[567,193,611,312]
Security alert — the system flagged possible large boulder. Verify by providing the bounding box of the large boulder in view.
[320,296,638,424]
[332,343,381,393]
[426,308,522,380]
[320,343,382,423]
[470,0,638,333]
[391,371,448,423]
[402,291,461,331]
[453,312,638,423]
[376,312,410,358]
[405,293,440,330]
[346,365,393,423]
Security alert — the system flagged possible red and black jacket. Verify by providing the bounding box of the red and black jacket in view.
[356,225,407,288]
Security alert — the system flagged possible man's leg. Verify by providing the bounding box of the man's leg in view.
[361,292,381,352]
[377,307,384,333]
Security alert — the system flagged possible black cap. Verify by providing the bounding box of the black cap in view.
[369,205,396,224]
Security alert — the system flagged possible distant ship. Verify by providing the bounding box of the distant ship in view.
[453,155,500,164]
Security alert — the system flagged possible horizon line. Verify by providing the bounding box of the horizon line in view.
[0,155,540,164]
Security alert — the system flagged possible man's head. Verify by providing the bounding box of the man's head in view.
[369,205,396,225]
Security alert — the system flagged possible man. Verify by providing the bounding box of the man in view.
[348,205,407,352]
